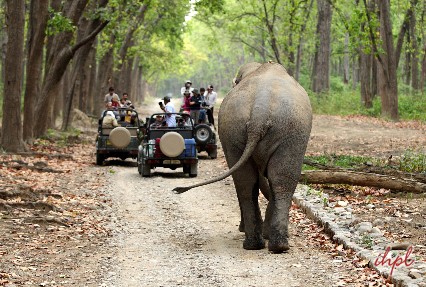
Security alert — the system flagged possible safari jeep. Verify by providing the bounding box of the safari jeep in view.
[96,108,144,165]
[138,113,198,177]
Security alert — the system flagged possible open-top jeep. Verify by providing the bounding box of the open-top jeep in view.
[96,108,144,165]
[138,113,198,177]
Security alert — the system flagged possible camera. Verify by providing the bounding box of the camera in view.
[158,101,163,106]
[178,118,184,123]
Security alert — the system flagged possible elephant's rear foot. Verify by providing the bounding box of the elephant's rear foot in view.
[268,237,289,253]
[243,235,265,250]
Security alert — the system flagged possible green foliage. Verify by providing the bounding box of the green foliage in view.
[194,0,225,14]
[308,79,426,122]
[305,151,426,178]
[46,8,75,36]
[308,88,368,116]
[399,150,426,173]
[358,234,373,249]
[304,154,374,170]
[398,92,426,121]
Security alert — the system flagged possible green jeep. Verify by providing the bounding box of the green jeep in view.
[96,108,144,165]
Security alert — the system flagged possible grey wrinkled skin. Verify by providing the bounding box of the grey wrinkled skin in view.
[174,62,312,253]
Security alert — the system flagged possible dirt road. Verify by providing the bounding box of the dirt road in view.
[99,159,360,286]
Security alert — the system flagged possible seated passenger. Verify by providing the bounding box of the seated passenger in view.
[102,111,119,128]
[150,115,165,129]
[177,111,192,127]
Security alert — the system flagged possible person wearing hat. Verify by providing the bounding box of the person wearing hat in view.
[177,111,192,127]
[150,114,165,129]
[180,80,194,96]
[159,96,176,127]
[189,89,203,124]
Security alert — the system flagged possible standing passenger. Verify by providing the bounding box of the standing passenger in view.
[204,85,217,127]
[189,89,202,124]
[160,96,176,127]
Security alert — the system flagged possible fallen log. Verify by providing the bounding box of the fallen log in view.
[303,158,426,184]
[300,170,426,193]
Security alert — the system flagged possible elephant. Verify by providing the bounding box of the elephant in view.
[174,62,312,253]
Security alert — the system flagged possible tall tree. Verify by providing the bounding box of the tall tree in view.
[23,0,49,142]
[311,0,332,93]
[408,0,419,90]
[62,0,109,130]
[33,0,108,137]
[375,0,398,120]
[1,0,26,152]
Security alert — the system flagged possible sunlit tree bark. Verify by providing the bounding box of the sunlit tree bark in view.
[311,0,332,93]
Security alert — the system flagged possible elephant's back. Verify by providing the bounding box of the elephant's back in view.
[218,63,312,166]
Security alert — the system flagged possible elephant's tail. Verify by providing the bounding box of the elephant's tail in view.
[173,121,269,194]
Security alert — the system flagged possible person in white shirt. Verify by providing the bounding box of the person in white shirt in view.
[204,85,218,126]
[180,80,194,96]
[159,96,176,127]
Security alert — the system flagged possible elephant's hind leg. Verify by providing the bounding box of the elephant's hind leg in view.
[266,146,305,253]
[232,162,265,250]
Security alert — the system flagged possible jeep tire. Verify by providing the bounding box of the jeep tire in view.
[194,124,213,144]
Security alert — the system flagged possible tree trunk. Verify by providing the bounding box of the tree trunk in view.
[377,0,398,120]
[1,0,26,152]
[88,44,97,115]
[421,43,426,92]
[95,34,115,113]
[343,34,350,84]
[295,0,314,82]
[23,0,49,142]
[408,0,419,90]
[404,36,411,86]
[62,0,108,130]
[360,51,373,108]
[261,0,282,65]
[351,56,359,90]
[311,0,332,93]
[33,0,97,137]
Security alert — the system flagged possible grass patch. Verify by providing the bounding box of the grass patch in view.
[304,151,426,174]
[307,79,426,122]
[303,154,375,170]
[399,150,426,173]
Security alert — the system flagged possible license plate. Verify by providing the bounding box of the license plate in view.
[163,160,180,165]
